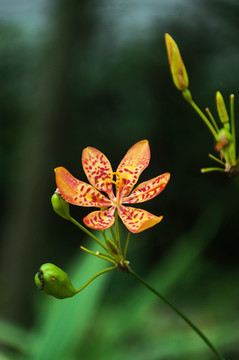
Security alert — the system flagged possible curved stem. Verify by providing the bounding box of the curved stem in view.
[80,246,116,265]
[70,217,108,252]
[75,266,116,293]
[129,269,225,360]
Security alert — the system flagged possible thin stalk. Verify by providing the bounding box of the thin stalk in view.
[205,108,220,132]
[109,226,117,243]
[70,217,108,252]
[190,100,218,140]
[201,167,225,174]
[75,266,116,293]
[230,94,236,160]
[80,246,116,264]
[208,154,225,166]
[129,269,225,360]
[114,209,121,252]
[123,232,131,259]
[101,229,108,246]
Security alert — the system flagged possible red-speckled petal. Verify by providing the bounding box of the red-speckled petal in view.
[55,167,112,207]
[118,205,163,233]
[83,207,115,230]
[123,173,170,204]
[82,147,114,198]
[116,140,150,199]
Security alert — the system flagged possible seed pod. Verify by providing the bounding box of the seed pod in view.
[35,263,76,299]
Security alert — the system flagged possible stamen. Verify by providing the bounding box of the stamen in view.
[108,179,117,186]
[104,172,123,188]
[109,172,123,185]
[103,172,123,204]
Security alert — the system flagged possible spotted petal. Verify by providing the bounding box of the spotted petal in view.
[83,207,115,230]
[118,205,163,233]
[116,140,150,199]
[55,167,112,207]
[123,173,170,204]
[82,146,114,197]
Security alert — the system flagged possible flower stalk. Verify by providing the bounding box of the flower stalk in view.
[69,216,108,252]
[74,266,117,294]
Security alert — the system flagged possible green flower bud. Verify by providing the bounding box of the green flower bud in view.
[216,91,229,124]
[35,263,76,299]
[51,190,71,220]
[165,33,189,91]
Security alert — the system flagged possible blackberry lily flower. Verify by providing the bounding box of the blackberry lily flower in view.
[55,140,170,233]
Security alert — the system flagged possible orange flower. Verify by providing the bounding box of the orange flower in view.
[55,140,170,233]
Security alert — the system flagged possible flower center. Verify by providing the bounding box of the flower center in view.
[104,172,123,206]
[110,172,122,185]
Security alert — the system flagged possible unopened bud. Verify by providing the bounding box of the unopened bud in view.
[35,263,76,299]
[165,33,189,91]
[51,190,71,220]
[216,91,229,124]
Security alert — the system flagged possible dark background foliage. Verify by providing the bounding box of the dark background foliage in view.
[0,0,238,359]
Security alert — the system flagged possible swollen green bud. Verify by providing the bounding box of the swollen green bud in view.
[35,263,76,299]
[216,91,229,124]
[165,33,189,91]
[51,190,70,220]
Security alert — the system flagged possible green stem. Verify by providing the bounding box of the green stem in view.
[208,154,225,166]
[75,266,116,293]
[70,217,108,252]
[109,226,117,244]
[114,209,121,252]
[230,94,236,160]
[123,232,131,259]
[129,269,225,360]
[189,100,218,140]
[201,167,225,174]
[101,229,108,246]
[205,107,220,133]
[80,246,116,265]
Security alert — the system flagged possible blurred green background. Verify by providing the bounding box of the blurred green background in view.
[0,0,238,359]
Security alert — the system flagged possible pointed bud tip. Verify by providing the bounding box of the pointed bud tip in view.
[216,91,229,124]
[165,33,189,91]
